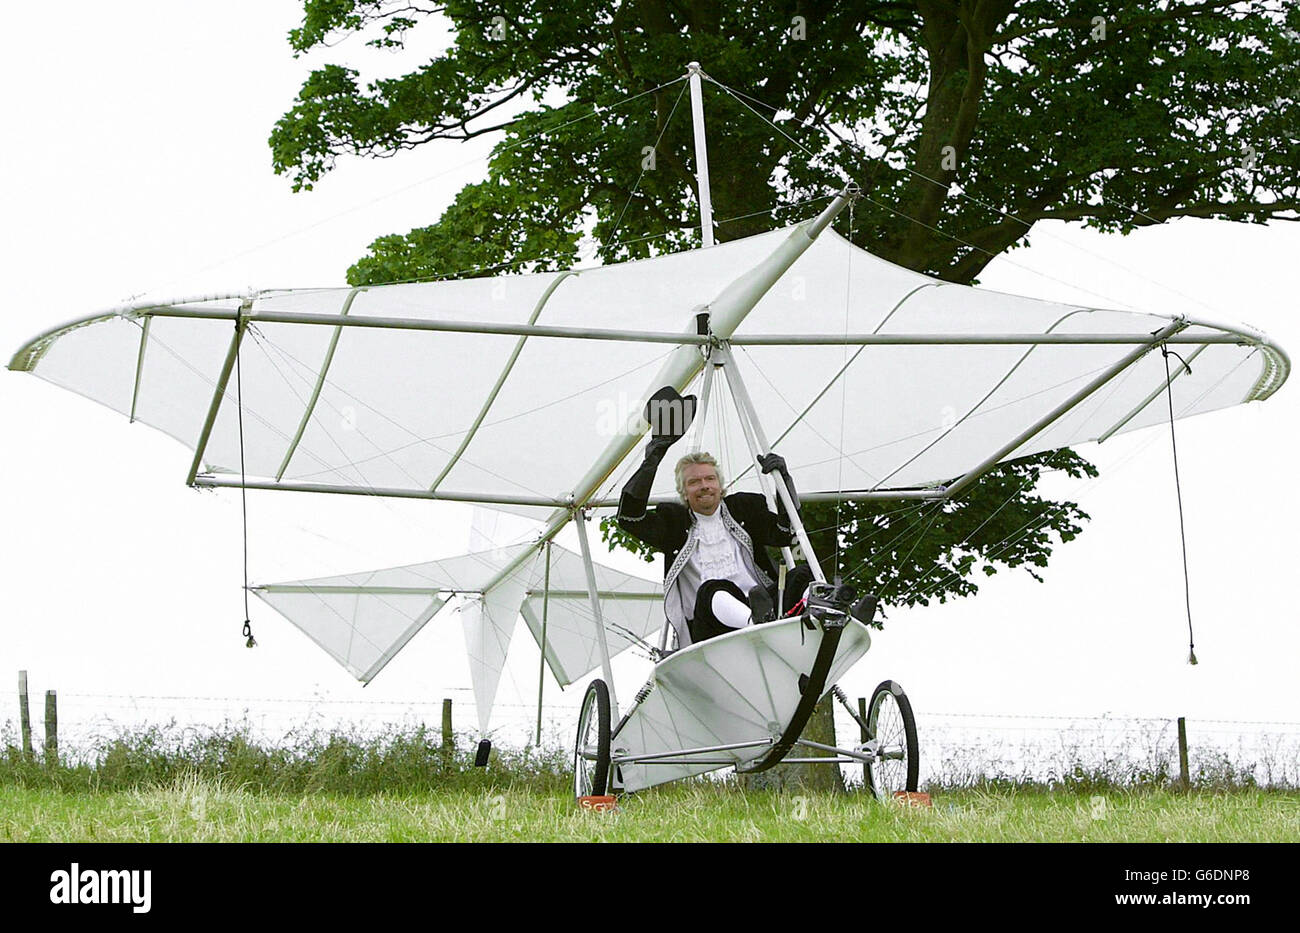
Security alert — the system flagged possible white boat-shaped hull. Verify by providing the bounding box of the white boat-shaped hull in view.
[612,615,873,792]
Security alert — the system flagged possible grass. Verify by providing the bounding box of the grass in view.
[4,720,1298,842]
[4,778,1299,843]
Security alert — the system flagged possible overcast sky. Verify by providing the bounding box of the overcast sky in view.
[3,3,1297,766]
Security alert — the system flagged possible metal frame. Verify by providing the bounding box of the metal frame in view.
[687,61,715,248]
[276,287,366,481]
[185,299,252,485]
[133,306,1260,348]
[129,316,151,424]
[573,507,619,719]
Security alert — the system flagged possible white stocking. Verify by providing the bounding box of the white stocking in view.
[711,590,753,629]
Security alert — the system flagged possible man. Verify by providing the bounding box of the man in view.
[617,388,813,649]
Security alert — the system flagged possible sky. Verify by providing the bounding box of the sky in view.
[2,3,1297,772]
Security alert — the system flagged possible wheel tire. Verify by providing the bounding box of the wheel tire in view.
[574,679,611,799]
[864,679,919,801]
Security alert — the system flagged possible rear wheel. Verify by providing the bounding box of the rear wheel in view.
[573,679,611,799]
[864,680,919,801]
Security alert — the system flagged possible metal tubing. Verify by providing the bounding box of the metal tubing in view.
[130,307,1262,347]
[535,541,551,745]
[687,62,715,248]
[524,589,660,601]
[630,759,748,765]
[1097,344,1209,443]
[129,316,151,424]
[728,332,1252,346]
[944,319,1188,499]
[612,738,776,763]
[276,287,366,481]
[193,475,570,507]
[574,509,619,720]
[186,305,250,485]
[690,359,717,454]
[196,474,947,506]
[720,351,798,571]
[255,584,446,595]
[793,738,876,764]
[140,306,711,345]
[717,343,826,581]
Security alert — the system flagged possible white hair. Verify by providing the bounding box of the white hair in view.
[674,452,723,501]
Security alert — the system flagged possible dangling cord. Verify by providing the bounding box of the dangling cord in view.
[236,319,256,649]
[1161,344,1194,664]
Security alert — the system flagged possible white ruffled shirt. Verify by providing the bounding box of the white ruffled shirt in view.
[678,507,760,603]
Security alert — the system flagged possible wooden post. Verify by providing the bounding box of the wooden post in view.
[441,698,454,759]
[18,671,33,761]
[44,689,58,767]
[1177,716,1190,789]
[859,697,869,789]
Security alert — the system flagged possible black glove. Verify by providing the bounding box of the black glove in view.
[759,452,800,514]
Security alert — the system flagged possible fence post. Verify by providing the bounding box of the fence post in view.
[44,689,58,767]
[1177,716,1190,789]
[18,671,33,761]
[441,698,454,759]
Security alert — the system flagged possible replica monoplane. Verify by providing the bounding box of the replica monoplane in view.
[9,65,1288,799]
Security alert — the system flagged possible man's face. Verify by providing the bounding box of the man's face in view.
[682,462,721,515]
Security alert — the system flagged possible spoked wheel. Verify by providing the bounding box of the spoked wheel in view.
[573,679,611,799]
[864,680,919,801]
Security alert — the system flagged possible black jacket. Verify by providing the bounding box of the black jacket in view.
[616,449,796,583]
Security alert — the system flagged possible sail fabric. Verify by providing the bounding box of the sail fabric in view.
[459,574,529,734]
[11,227,1286,512]
[251,541,662,726]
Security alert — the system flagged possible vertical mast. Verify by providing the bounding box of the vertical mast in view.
[687,62,715,248]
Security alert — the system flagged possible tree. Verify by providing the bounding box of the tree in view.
[270,0,1299,789]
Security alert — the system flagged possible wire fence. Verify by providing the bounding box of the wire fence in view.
[8,687,1299,790]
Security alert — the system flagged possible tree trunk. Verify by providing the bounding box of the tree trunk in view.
[741,696,844,792]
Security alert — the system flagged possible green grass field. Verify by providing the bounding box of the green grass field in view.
[5,779,1299,843]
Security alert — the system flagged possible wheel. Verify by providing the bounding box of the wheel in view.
[864,680,919,801]
[573,679,611,799]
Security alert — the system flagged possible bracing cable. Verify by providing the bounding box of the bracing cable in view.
[1162,345,1198,664]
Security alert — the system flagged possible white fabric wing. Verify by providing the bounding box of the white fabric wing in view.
[12,227,1286,514]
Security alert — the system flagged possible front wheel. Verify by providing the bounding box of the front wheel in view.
[574,679,611,799]
[864,680,919,801]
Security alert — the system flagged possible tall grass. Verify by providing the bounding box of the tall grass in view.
[0,719,569,795]
[2,716,1292,797]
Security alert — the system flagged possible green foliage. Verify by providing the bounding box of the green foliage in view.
[274,1,1299,278]
[803,448,1099,609]
[347,180,582,284]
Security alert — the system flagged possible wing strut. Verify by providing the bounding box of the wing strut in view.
[186,299,252,484]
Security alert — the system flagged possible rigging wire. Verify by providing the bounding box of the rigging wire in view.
[129,76,690,301]
[705,76,1249,321]
[606,80,690,253]
[1162,345,1198,665]
[234,319,255,648]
